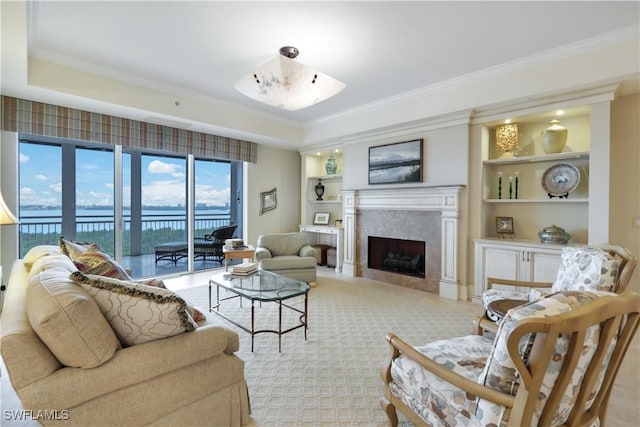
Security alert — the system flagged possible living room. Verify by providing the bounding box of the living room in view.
[1,1,639,426]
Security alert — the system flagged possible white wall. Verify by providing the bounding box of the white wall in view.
[244,144,301,247]
[342,125,469,190]
[611,93,640,292]
[0,131,20,280]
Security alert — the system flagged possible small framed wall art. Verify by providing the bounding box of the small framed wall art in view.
[313,212,331,225]
[259,188,277,215]
[496,216,515,238]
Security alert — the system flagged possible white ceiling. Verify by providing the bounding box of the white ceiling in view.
[12,1,640,147]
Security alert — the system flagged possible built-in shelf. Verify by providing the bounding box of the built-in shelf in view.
[484,151,589,165]
[308,174,342,180]
[484,198,588,203]
[479,108,592,243]
[310,200,342,204]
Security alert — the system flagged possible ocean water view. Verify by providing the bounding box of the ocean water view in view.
[17,207,232,257]
[21,206,229,216]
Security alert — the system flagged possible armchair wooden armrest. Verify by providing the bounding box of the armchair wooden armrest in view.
[380,333,514,426]
[486,277,553,290]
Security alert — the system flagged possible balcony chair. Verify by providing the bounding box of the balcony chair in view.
[194,224,237,262]
[380,290,640,427]
[475,244,637,335]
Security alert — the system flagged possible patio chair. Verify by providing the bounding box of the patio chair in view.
[194,224,237,262]
[474,244,637,335]
[380,290,640,427]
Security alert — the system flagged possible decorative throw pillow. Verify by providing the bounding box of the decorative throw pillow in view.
[70,271,198,346]
[23,245,61,270]
[59,236,99,259]
[27,269,121,368]
[73,249,133,281]
[552,247,620,293]
[476,291,610,426]
[27,253,78,280]
[134,277,206,323]
[136,277,167,288]
[185,302,206,323]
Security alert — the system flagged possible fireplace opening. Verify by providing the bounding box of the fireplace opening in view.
[368,236,425,278]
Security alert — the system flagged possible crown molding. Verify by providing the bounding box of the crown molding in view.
[469,83,620,125]
[307,25,639,128]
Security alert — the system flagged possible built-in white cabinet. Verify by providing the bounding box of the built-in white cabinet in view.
[300,149,345,271]
[472,90,616,301]
[473,239,574,299]
[299,224,344,272]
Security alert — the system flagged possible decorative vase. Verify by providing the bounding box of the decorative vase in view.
[325,155,338,175]
[543,119,568,154]
[537,225,571,244]
[314,180,325,201]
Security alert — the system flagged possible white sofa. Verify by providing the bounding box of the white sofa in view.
[1,246,252,426]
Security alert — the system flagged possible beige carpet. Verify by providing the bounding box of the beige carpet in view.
[176,269,483,426]
[3,268,638,426]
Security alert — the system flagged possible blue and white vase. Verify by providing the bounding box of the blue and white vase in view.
[325,155,338,175]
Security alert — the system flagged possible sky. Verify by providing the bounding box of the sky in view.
[19,143,231,208]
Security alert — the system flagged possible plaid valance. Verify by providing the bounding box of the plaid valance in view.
[1,96,258,163]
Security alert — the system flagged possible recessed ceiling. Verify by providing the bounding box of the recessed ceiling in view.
[26,1,640,128]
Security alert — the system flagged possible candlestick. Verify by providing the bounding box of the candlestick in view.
[498,172,503,199]
[509,175,513,199]
[515,171,519,199]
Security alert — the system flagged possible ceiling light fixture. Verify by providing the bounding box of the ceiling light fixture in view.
[234,46,346,111]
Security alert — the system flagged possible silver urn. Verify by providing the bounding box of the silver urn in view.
[538,225,571,244]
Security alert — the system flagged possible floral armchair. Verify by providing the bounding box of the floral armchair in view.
[475,244,637,334]
[380,290,640,426]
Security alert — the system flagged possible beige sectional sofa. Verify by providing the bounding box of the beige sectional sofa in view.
[1,245,251,426]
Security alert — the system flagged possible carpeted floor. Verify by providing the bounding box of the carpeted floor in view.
[2,268,638,426]
[176,269,483,426]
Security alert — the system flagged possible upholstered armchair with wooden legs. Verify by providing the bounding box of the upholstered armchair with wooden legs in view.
[474,244,637,335]
[380,290,640,427]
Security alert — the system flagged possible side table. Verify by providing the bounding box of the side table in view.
[487,298,526,321]
[223,245,256,271]
[474,298,527,335]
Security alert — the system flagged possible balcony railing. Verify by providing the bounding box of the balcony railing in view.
[19,213,232,258]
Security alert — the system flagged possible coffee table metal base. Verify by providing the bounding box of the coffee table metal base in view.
[209,276,308,352]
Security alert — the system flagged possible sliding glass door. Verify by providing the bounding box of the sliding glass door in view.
[75,147,115,255]
[120,153,188,276]
[19,137,242,278]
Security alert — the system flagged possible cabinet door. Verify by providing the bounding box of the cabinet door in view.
[475,243,521,297]
[526,249,562,283]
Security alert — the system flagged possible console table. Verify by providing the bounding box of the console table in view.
[299,225,343,272]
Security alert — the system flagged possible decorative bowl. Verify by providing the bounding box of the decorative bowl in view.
[538,225,571,244]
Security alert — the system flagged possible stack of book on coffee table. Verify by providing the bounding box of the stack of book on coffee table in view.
[225,238,247,250]
[231,262,258,276]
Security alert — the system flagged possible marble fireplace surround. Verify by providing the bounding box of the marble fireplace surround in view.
[342,186,463,300]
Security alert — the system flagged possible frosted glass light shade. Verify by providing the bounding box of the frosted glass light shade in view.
[0,193,18,225]
[234,54,346,111]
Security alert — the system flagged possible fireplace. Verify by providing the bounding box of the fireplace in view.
[341,186,463,299]
[368,236,425,278]
[357,209,440,292]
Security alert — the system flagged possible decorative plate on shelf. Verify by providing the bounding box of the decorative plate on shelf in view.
[541,163,580,198]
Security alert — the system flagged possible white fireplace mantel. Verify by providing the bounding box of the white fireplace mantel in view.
[342,185,464,300]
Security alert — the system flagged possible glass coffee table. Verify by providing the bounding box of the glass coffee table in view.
[209,270,309,352]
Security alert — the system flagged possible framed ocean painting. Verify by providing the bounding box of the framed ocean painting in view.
[368,139,423,184]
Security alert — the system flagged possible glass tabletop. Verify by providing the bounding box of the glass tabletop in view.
[210,270,309,301]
